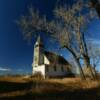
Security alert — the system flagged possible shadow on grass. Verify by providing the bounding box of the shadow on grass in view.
[0,88,100,100]
[0,80,100,100]
[0,81,32,93]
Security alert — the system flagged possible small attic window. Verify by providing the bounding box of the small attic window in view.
[34,65,37,67]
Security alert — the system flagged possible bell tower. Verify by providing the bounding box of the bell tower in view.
[32,36,44,73]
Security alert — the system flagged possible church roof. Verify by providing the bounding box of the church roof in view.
[34,36,71,65]
[44,51,70,65]
[35,36,44,47]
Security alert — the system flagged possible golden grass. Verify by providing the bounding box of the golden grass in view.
[0,76,26,83]
[0,90,28,98]
[0,76,100,100]
[31,78,100,91]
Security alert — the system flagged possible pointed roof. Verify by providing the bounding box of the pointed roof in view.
[35,35,44,47]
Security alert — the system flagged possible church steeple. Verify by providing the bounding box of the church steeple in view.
[35,35,44,48]
[32,36,44,69]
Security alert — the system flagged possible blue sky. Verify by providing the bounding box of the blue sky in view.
[0,0,100,75]
[0,0,57,75]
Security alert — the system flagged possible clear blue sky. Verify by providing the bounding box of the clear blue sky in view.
[0,0,100,75]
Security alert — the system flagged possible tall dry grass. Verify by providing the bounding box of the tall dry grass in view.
[0,76,100,100]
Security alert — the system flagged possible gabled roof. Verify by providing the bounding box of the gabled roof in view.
[44,51,69,65]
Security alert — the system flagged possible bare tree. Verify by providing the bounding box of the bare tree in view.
[88,42,100,71]
[17,1,98,79]
[92,48,100,71]
[86,42,100,79]
[54,0,99,79]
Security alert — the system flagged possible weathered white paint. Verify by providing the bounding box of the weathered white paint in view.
[44,56,50,65]
[33,65,45,76]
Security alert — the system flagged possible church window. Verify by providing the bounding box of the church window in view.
[61,66,64,72]
[54,66,56,71]
[34,56,38,63]
[46,66,49,72]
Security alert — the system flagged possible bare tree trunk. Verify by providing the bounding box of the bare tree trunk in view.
[89,0,100,80]
[74,56,86,80]
[93,65,99,80]
[80,32,97,80]
[83,55,97,80]
[65,46,86,80]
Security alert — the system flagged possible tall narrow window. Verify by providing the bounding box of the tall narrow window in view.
[54,66,56,71]
[46,65,49,72]
[61,66,64,72]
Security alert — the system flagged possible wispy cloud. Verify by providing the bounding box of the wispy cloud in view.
[0,67,11,72]
[93,40,100,45]
[87,38,100,46]
[17,69,24,72]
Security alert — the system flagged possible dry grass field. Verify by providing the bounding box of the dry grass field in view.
[0,76,100,100]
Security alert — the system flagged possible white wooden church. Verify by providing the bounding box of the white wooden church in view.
[32,36,74,78]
